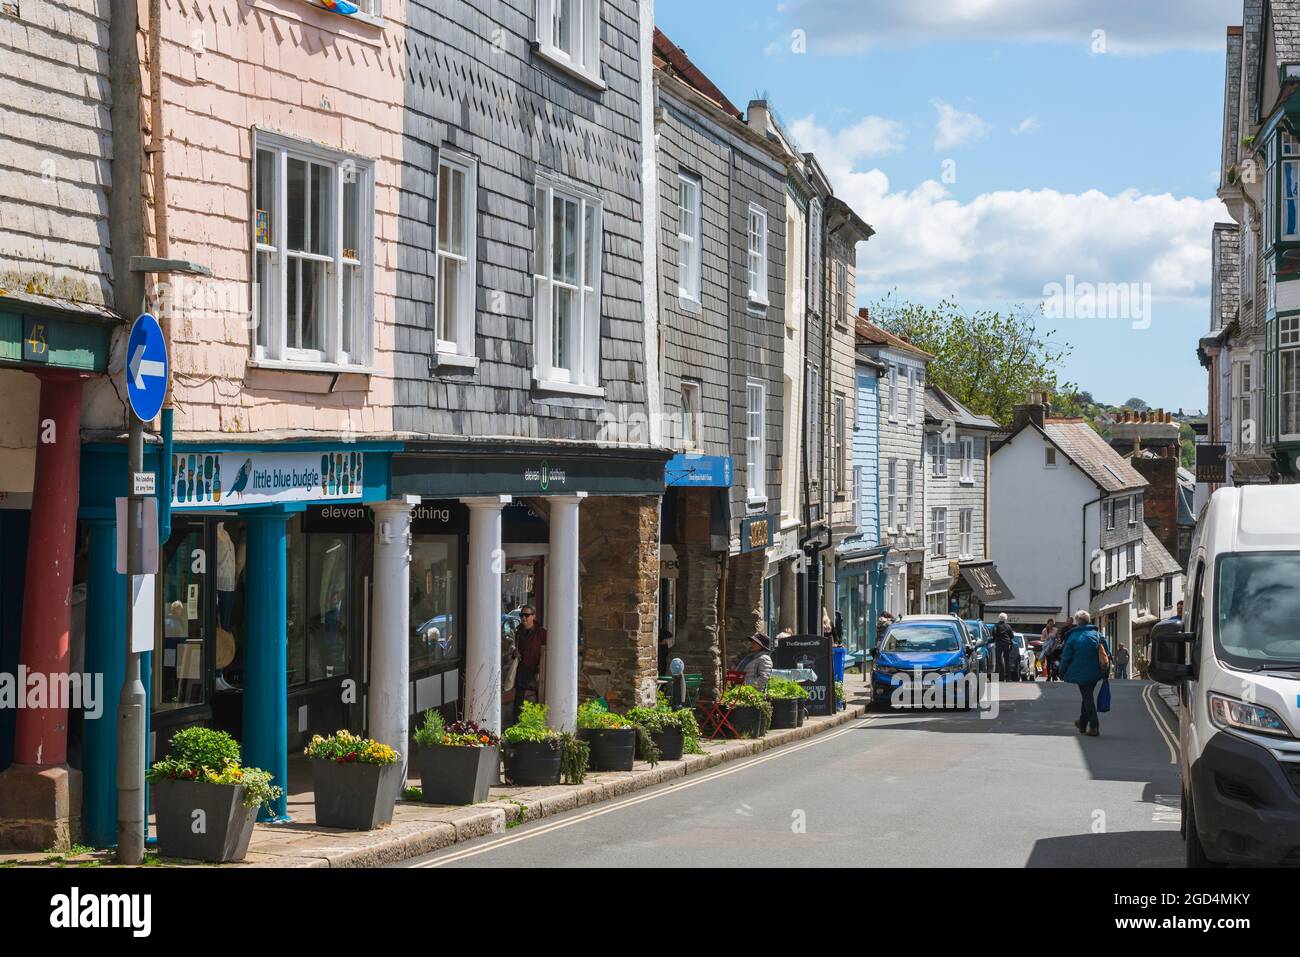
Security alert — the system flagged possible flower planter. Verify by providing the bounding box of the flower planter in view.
[154,778,258,863]
[579,727,637,771]
[769,697,800,729]
[504,740,562,786]
[650,727,684,761]
[797,700,808,726]
[415,744,499,805]
[310,758,402,830]
[729,705,767,739]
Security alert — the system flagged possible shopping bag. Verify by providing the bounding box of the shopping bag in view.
[1097,677,1112,713]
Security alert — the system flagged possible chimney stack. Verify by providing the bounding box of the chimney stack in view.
[1013,388,1051,432]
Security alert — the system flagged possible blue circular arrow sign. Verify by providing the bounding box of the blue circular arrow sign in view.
[125,313,169,422]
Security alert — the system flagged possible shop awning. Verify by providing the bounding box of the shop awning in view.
[958,562,1015,604]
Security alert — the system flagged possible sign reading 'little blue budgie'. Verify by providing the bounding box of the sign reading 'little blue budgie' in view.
[170,450,366,510]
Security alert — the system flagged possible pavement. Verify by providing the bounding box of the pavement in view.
[397,677,1186,868]
[0,674,871,868]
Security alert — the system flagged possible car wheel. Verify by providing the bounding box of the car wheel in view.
[1184,792,1224,868]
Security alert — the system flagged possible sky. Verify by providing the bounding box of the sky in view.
[654,0,1242,412]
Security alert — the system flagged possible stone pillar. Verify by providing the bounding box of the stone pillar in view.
[723,549,765,663]
[0,371,85,850]
[463,496,510,734]
[578,496,660,711]
[675,490,721,700]
[369,497,418,775]
[242,511,290,823]
[81,517,125,848]
[544,494,585,732]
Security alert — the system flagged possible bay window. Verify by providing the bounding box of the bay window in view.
[435,151,478,361]
[253,131,373,367]
[747,204,769,305]
[535,0,602,86]
[1282,316,1300,437]
[533,176,602,392]
[677,172,702,303]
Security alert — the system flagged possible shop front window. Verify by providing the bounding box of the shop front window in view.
[159,523,207,710]
[309,534,351,681]
[411,536,460,671]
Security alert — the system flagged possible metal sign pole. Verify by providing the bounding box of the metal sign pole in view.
[117,415,147,864]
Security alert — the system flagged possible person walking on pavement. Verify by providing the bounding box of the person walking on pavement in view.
[1039,619,1058,680]
[1059,609,1110,737]
[993,612,1015,680]
[511,605,547,725]
[737,633,773,691]
[1115,643,1130,680]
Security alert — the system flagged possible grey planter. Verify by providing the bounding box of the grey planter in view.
[769,697,800,729]
[504,740,562,786]
[415,744,498,805]
[154,778,258,863]
[310,759,402,830]
[578,727,636,771]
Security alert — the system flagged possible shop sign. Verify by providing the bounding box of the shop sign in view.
[391,450,666,497]
[664,454,732,488]
[774,634,835,717]
[171,450,366,510]
[1195,444,1227,484]
[740,513,774,553]
[302,500,548,539]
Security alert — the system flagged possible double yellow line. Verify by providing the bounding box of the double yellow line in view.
[413,715,879,867]
[1142,682,1180,765]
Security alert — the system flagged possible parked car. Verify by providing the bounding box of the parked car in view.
[1012,632,1035,681]
[871,615,976,710]
[1149,485,1300,868]
[964,619,995,674]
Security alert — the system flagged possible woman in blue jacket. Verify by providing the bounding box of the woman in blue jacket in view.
[1058,610,1110,736]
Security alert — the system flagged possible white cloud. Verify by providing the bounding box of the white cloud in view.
[780,0,1241,54]
[789,113,907,162]
[1012,116,1040,135]
[932,100,992,151]
[796,116,1228,307]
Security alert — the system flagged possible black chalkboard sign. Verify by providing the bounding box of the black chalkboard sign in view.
[774,634,835,717]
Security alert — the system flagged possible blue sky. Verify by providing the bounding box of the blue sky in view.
[656,0,1240,411]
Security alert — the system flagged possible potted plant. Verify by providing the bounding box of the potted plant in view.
[412,710,500,806]
[766,677,809,729]
[303,730,402,830]
[502,701,564,786]
[147,726,281,863]
[627,700,701,761]
[576,700,638,771]
[721,684,771,738]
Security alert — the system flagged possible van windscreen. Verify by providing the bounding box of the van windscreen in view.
[1217,553,1300,667]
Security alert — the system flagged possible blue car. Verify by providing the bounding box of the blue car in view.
[871,616,976,710]
[964,619,996,674]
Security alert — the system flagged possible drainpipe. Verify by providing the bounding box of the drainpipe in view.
[147,0,174,542]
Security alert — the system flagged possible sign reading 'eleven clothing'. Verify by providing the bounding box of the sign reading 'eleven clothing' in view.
[170,450,366,509]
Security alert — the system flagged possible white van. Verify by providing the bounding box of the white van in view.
[1149,485,1300,867]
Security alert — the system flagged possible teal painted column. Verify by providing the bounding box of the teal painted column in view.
[242,511,290,822]
[82,517,125,847]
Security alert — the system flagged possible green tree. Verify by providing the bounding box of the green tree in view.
[869,295,1076,426]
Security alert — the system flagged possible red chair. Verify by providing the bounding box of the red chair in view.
[698,671,749,739]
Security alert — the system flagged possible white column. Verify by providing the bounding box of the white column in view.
[463,495,511,734]
[545,493,586,732]
[369,496,419,776]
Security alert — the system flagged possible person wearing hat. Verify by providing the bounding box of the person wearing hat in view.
[737,633,773,691]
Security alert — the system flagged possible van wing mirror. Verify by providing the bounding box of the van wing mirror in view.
[1147,620,1194,685]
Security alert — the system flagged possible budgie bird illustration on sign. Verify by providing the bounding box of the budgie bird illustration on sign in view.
[318,0,360,14]
[228,458,253,498]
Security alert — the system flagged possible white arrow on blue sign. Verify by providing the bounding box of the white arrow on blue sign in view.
[125,313,168,422]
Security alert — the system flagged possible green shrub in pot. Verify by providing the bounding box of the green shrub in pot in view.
[765,677,808,730]
[721,683,772,738]
[576,700,639,771]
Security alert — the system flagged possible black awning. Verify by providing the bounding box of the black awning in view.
[958,562,1015,604]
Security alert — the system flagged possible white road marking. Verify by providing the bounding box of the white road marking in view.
[412,715,879,867]
[1141,683,1179,765]
[1151,793,1181,826]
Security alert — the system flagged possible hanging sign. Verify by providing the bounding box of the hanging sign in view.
[170,450,366,510]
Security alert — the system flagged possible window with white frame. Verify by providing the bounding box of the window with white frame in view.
[1234,357,1256,450]
[252,133,373,367]
[1163,576,1173,609]
[888,365,900,420]
[931,507,947,558]
[959,508,973,558]
[533,177,602,390]
[833,394,847,497]
[930,433,946,477]
[1125,542,1137,578]
[806,360,822,483]
[905,460,916,531]
[907,368,918,425]
[808,200,822,315]
[747,205,768,305]
[852,465,862,529]
[435,151,477,360]
[833,260,847,326]
[886,459,898,531]
[746,380,766,503]
[1128,494,1138,526]
[534,0,602,85]
[680,380,701,451]
[1283,317,1300,436]
[959,435,974,482]
[1108,548,1118,585]
[1106,499,1115,530]
[1284,131,1300,241]
[1243,211,1256,305]
[677,172,701,303]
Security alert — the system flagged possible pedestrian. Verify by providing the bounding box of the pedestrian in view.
[737,632,773,691]
[993,612,1015,680]
[1039,618,1058,679]
[511,605,547,725]
[1058,609,1110,737]
[1115,643,1130,680]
